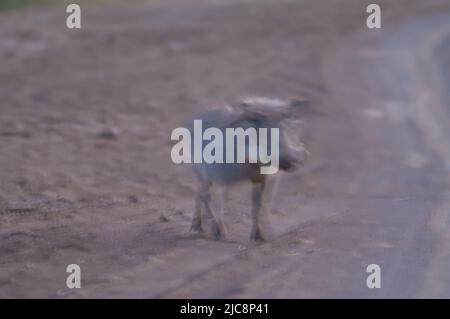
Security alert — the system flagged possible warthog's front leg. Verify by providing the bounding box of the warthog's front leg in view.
[213,185,229,240]
[251,181,266,242]
[191,180,210,233]
[250,176,278,242]
[203,186,226,241]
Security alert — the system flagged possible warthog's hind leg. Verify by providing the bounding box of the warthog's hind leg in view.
[191,179,225,240]
[191,180,210,233]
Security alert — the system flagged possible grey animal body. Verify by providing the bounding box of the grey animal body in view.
[188,97,309,241]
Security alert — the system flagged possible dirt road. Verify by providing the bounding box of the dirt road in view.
[1,0,450,298]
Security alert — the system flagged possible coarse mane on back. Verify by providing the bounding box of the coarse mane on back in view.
[238,96,290,109]
[233,96,297,118]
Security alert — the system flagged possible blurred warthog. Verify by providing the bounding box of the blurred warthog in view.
[188,97,310,241]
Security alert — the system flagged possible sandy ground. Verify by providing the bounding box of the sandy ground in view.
[1,0,450,298]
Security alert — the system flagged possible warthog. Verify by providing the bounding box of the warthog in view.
[188,97,309,241]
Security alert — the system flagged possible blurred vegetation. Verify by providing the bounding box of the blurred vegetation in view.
[0,0,166,11]
[0,0,56,10]
[0,0,140,11]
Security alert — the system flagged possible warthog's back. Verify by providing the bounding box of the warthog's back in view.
[187,108,289,184]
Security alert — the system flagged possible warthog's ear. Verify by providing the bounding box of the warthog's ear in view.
[230,100,247,113]
[289,99,310,108]
[287,98,320,118]
[233,102,277,120]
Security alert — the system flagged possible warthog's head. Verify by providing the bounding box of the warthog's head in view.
[233,96,311,173]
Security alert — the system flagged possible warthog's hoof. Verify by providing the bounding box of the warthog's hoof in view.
[213,232,224,241]
[211,223,227,241]
[250,228,266,242]
[190,218,203,233]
